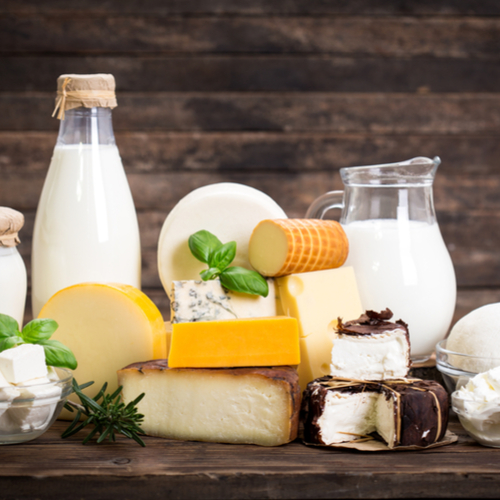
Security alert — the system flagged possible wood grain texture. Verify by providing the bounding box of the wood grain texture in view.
[2,0,500,16]
[0,420,497,500]
[2,132,500,176]
[4,93,500,134]
[3,56,500,92]
[3,17,500,57]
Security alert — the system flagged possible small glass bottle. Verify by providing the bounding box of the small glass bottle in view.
[31,74,141,317]
[0,207,27,326]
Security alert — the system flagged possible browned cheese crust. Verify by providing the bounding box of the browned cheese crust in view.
[301,376,448,448]
[118,360,302,443]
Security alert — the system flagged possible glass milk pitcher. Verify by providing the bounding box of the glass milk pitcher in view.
[306,157,456,362]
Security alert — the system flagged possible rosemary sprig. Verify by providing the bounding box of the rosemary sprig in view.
[62,379,146,447]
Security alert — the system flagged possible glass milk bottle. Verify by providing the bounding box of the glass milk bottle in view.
[32,74,141,317]
[0,207,27,326]
[306,157,456,363]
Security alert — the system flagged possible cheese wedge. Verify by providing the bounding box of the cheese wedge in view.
[277,267,363,390]
[249,219,348,277]
[118,360,301,446]
[39,283,167,418]
[170,279,277,323]
[168,316,300,368]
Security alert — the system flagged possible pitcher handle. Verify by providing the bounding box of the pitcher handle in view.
[305,191,345,219]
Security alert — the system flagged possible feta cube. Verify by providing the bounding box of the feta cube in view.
[0,344,47,384]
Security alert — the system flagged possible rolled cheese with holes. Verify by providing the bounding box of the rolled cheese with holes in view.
[249,219,348,277]
[158,183,287,294]
[118,361,301,446]
[39,283,167,418]
[302,377,448,448]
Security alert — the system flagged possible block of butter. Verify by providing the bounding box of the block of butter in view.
[118,360,301,446]
[168,316,300,368]
[276,267,363,390]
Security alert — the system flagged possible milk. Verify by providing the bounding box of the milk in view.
[0,247,27,327]
[343,219,456,359]
[32,145,141,317]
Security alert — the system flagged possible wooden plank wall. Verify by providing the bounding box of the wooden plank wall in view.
[1,1,500,325]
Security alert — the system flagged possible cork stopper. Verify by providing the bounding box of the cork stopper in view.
[0,207,24,247]
[52,74,117,120]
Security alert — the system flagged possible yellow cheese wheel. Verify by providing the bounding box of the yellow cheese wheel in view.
[39,283,167,418]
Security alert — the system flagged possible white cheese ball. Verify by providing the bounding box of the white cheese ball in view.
[447,303,500,373]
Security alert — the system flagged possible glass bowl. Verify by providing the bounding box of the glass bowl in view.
[436,339,500,393]
[0,368,73,445]
[452,391,500,448]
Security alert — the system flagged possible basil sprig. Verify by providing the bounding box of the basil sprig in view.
[0,314,77,370]
[188,230,269,297]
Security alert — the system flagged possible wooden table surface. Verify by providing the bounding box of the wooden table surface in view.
[0,418,498,500]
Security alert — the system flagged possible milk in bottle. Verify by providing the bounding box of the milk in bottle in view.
[32,74,141,317]
[0,208,27,326]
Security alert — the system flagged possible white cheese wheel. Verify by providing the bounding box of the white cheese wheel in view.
[158,183,287,293]
[447,303,500,373]
[39,283,167,419]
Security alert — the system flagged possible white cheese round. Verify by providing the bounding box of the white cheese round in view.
[158,183,287,293]
[447,303,500,373]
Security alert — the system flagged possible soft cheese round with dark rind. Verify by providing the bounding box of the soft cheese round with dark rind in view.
[301,376,448,448]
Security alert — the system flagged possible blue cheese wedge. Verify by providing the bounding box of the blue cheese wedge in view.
[170,279,277,323]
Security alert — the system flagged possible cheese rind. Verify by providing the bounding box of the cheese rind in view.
[118,360,301,446]
[170,279,277,323]
[301,377,449,448]
[169,316,300,368]
[39,283,167,417]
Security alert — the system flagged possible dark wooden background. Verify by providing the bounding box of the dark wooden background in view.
[1,1,500,326]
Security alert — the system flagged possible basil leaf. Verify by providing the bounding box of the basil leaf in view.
[188,230,223,264]
[200,267,221,281]
[220,267,269,297]
[0,336,24,352]
[21,318,59,343]
[210,241,236,271]
[0,314,19,340]
[39,339,78,370]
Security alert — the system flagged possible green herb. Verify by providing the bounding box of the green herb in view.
[188,230,269,297]
[62,379,146,447]
[0,314,77,370]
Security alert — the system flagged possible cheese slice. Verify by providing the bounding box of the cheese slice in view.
[170,278,277,323]
[157,183,287,294]
[39,283,167,418]
[277,267,363,390]
[169,316,300,368]
[118,360,301,446]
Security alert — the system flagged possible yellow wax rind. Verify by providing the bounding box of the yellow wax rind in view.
[38,282,167,418]
[169,316,300,368]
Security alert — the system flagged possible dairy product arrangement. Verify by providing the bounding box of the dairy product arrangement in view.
[0,72,465,450]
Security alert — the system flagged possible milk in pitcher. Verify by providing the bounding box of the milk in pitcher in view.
[343,219,456,358]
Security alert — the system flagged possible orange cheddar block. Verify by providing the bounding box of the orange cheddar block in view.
[169,316,300,368]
